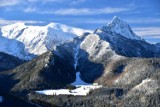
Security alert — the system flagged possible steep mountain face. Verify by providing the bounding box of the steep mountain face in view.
[105,16,143,40]
[0,51,76,95]
[0,52,25,72]
[0,22,91,60]
[77,33,123,82]
[95,29,159,58]
[76,17,160,83]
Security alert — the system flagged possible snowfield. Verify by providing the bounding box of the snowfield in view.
[36,71,102,96]
[72,72,89,85]
[36,85,102,96]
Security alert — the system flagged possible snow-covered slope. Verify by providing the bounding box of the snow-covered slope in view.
[0,22,91,60]
[72,72,89,85]
[80,33,121,62]
[102,16,143,40]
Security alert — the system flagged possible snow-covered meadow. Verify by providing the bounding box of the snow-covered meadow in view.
[36,85,102,96]
[36,72,102,96]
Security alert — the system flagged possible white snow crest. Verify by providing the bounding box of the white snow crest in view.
[0,22,90,60]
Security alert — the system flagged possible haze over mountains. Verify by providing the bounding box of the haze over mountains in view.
[0,16,159,107]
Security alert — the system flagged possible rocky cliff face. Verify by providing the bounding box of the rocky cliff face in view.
[105,16,143,40]
[75,17,160,83]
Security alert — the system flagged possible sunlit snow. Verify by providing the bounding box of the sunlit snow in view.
[36,85,102,96]
[107,16,143,40]
[0,22,91,60]
[36,72,102,96]
[72,72,89,85]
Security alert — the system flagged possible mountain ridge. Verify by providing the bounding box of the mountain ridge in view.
[0,22,91,60]
[0,16,159,61]
[0,16,159,107]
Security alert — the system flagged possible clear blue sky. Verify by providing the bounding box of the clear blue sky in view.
[0,0,160,43]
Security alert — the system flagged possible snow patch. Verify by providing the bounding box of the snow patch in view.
[36,85,102,96]
[72,72,89,85]
[74,44,80,70]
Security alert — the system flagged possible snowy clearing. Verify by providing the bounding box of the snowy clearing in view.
[36,85,102,96]
[36,72,102,96]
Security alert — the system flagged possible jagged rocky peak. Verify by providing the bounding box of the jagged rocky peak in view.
[100,16,143,40]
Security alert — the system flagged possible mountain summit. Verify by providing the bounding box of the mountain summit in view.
[0,16,159,62]
[102,16,143,40]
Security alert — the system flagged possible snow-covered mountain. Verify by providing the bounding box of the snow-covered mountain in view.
[75,16,160,82]
[1,16,159,62]
[0,22,91,60]
[101,16,143,40]
[0,16,159,107]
